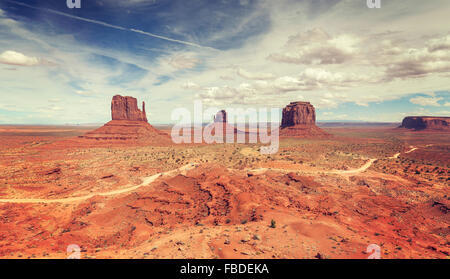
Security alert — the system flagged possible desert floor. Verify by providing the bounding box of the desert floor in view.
[0,125,448,259]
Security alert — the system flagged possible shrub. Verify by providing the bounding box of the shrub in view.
[270,219,276,228]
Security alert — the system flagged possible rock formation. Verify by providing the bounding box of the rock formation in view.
[280,101,329,137]
[111,95,148,122]
[399,116,450,131]
[80,95,169,143]
[207,110,239,141]
[281,102,316,127]
[214,110,227,123]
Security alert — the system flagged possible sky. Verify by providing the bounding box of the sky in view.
[0,0,449,124]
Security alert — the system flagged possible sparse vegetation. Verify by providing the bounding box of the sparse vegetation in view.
[0,125,448,259]
[270,219,276,228]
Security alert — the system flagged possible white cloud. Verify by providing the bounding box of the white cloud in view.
[435,110,450,115]
[192,68,369,108]
[409,96,443,107]
[219,75,234,81]
[0,50,40,66]
[169,53,199,69]
[0,103,23,112]
[267,28,359,65]
[298,68,372,89]
[75,90,92,96]
[382,47,450,80]
[237,68,275,80]
[267,28,450,81]
[182,81,200,90]
[365,34,450,80]
[427,35,450,52]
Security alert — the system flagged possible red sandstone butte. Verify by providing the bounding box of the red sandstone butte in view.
[399,116,450,131]
[111,95,148,122]
[280,101,329,137]
[80,95,169,142]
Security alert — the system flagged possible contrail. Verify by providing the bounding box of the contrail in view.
[6,0,217,50]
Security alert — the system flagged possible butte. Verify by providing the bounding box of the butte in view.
[203,110,241,142]
[80,95,170,144]
[279,101,329,137]
[213,110,240,135]
[399,116,450,131]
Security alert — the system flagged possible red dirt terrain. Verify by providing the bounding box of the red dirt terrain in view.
[0,124,448,259]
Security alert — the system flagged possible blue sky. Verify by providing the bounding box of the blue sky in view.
[0,0,449,124]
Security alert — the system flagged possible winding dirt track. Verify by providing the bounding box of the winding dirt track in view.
[0,163,198,204]
[247,146,418,176]
[0,146,419,204]
[330,158,377,175]
[246,158,377,176]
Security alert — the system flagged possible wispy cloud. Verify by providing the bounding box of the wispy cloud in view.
[6,0,218,50]
[410,96,443,107]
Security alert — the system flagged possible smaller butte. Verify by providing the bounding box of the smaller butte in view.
[212,110,239,134]
[214,110,227,124]
[205,110,241,141]
[279,101,329,137]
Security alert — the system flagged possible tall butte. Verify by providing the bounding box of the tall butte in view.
[280,101,329,137]
[111,95,148,122]
[81,95,169,142]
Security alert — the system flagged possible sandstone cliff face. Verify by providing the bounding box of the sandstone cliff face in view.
[111,95,147,122]
[400,116,450,131]
[281,102,316,127]
[280,101,329,137]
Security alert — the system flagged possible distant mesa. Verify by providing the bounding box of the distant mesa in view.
[280,101,329,137]
[399,116,450,131]
[80,95,169,142]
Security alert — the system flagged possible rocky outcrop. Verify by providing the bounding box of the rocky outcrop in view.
[400,116,450,131]
[214,110,227,123]
[280,101,329,137]
[208,110,239,140]
[80,95,169,143]
[281,102,316,127]
[111,95,147,122]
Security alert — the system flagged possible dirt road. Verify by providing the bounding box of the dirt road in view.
[0,146,420,204]
[0,163,198,204]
